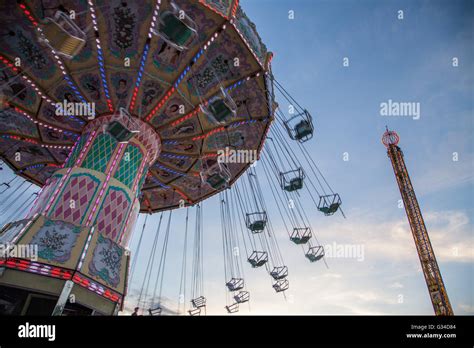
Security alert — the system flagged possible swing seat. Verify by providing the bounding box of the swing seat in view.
[318,203,340,215]
[208,99,233,123]
[248,251,268,268]
[290,227,312,245]
[40,11,86,59]
[317,194,342,216]
[234,291,250,304]
[191,296,206,308]
[161,13,193,47]
[153,3,197,51]
[201,87,237,125]
[249,220,265,233]
[306,246,325,263]
[201,159,231,190]
[226,278,244,292]
[280,168,305,192]
[245,212,267,233]
[290,235,311,244]
[107,121,137,143]
[270,266,288,280]
[273,279,289,293]
[148,306,162,316]
[206,173,227,190]
[225,303,239,313]
[283,110,314,143]
[284,177,303,192]
[188,307,201,316]
[294,120,313,140]
[248,258,267,268]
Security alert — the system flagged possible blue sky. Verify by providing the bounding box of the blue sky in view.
[1,0,473,315]
[127,0,474,315]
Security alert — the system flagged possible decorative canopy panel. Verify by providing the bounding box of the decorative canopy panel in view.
[0,0,274,212]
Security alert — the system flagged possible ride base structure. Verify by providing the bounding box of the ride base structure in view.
[0,115,160,315]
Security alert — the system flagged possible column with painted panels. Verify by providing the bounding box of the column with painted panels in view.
[1,115,160,314]
[29,115,160,245]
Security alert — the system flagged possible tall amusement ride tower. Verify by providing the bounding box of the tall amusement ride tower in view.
[382,128,453,316]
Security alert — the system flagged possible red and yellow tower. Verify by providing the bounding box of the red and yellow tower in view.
[382,128,453,316]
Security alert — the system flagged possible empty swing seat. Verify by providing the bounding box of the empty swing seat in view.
[191,296,206,309]
[161,13,193,47]
[273,279,289,293]
[280,168,305,192]
[283,110,314,143]
[152,3,197,50]
[148,306,162,316]
[234,291,250,304]
[317,194,342,216]
[247,251,268,268]
[40,11,86,59]
[306,246,325,263]
[201,159,231,190]
[245,212,267,233]
[188,307,201,316]
[249,220,265,232]
[285,178,303,192]
[226,278,244,292]
[201,87,237,125]
[107,121,136,143]
[209,99,233,123]
[294,120,313,141]
[290,227,312,245]
[225,303,239,314]
[206,173,228,190]
[270,266,288,280]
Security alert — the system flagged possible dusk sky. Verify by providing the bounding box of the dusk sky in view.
[1,0,472,315]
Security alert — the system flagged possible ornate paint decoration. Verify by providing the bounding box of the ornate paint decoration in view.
[150,96,192,128]
[207,131,244,149]
[38,103,84,131]
[78,73,108,113]
[31,219,81,263]
[81,133,117,173]
[186,53,238,97]
[99,0,151,59]
[111,72,133,109]
[14,144,51,165]
[114,144,143,189]
[162,119,199,138]
[234,7,268,64]
[88,233,123,288]
[200,0,233,17]
[13,29,56,80]
[49,173,101,225]
[140,80,165,115]
[94,186,131,239]
[0,108,39,138]
[0,70,37,107]
[65,136,88,168]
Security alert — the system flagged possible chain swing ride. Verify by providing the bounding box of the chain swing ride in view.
[0,0,343,315]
